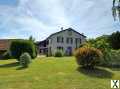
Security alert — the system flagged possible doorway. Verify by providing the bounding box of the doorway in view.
[66,47,72,56]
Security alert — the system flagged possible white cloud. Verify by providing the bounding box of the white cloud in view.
[0,0,72,41]
[0,0,120,41]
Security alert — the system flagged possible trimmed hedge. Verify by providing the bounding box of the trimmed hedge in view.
[10,39,37,60]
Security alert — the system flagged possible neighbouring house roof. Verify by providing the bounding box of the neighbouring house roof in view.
[0,39,11,51]
[0,39,25,51]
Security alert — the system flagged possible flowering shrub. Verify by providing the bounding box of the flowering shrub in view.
[75,47,103,68]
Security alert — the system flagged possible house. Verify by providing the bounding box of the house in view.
[0,39,11,58]
[0,39,11,52]
[36,28,86,56]
[0,39,22,57]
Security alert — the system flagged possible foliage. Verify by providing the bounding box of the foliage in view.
[102,49,120,67]
[85,35,112,65]
[0,51,11,59]
[84,33,120,67]
[2,51,11,59]
[10,39,37,60]
[29,35,35,42]
[75,47,103,68]
[109,31,120,49]
[112,0,120,21]
[19,52,31,68]
[54,50,64,57]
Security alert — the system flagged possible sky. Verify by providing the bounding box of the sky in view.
[0,0,120,41]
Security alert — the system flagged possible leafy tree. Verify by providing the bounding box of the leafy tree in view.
[85,35,111,65]
[112,0,120,21]
[86,35,110,50]
[29,35,35,42]
[109,31,120,49]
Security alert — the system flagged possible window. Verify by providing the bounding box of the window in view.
[75,38,81,44]
[57,36,64,43]
[66,38,69,44]
[80,38,81,44]
[62,37,64,43]
[75,38,82,48]
[66,38,73,44]
[57,37,59,43]
[71,38,73,44]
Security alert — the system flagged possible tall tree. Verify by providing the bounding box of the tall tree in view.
[29,35,35,42]
[109,31,120,49]
[112,0,120,21]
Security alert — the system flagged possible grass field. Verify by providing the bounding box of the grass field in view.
[0,56,120,89]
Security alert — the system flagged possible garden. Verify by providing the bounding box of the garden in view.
[0,31,120,89]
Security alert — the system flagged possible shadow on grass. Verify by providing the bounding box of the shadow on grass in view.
[16,66,27,70]
[101,64,120,71]
[77,67,113,79]
[0,61,28,70]
[0,62,19,68]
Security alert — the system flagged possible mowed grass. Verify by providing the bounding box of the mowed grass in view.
[0,57,120,89]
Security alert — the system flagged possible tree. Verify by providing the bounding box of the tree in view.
[29,35,35,42]
[112,0,120,21]
[109,31,120,49]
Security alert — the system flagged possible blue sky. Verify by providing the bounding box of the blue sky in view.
[0,0,18,6]
[0,0,120,41]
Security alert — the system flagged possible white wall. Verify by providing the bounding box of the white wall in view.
[47,30,86,55]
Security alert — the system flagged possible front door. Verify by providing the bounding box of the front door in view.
[66,47,72,56]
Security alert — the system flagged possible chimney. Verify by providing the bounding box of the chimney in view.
[61,27,63,31]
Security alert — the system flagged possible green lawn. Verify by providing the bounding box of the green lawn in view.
[0,56,120,89]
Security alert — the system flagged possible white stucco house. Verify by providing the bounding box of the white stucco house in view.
[36,28,86,56]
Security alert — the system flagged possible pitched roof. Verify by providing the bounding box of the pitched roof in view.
[0,39,24,51]
[46,28,86,40]
[0,39,11,51]
[36,28,86,44]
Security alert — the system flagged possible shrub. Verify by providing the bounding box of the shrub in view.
[54,50,63,57]
[85,37,111,66]
[103,49,120,67]
[19,52,31,68]
[75,47,103,68]
[2,51,11,59]
[10,39,37,60]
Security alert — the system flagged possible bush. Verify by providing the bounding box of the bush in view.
[75,47,103,68]
[102,49,120,67]
[2,51,11,59]
[85,37,111,66]
[19,52,31,68]
[10,40,37,60]
[54,50,63,57]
